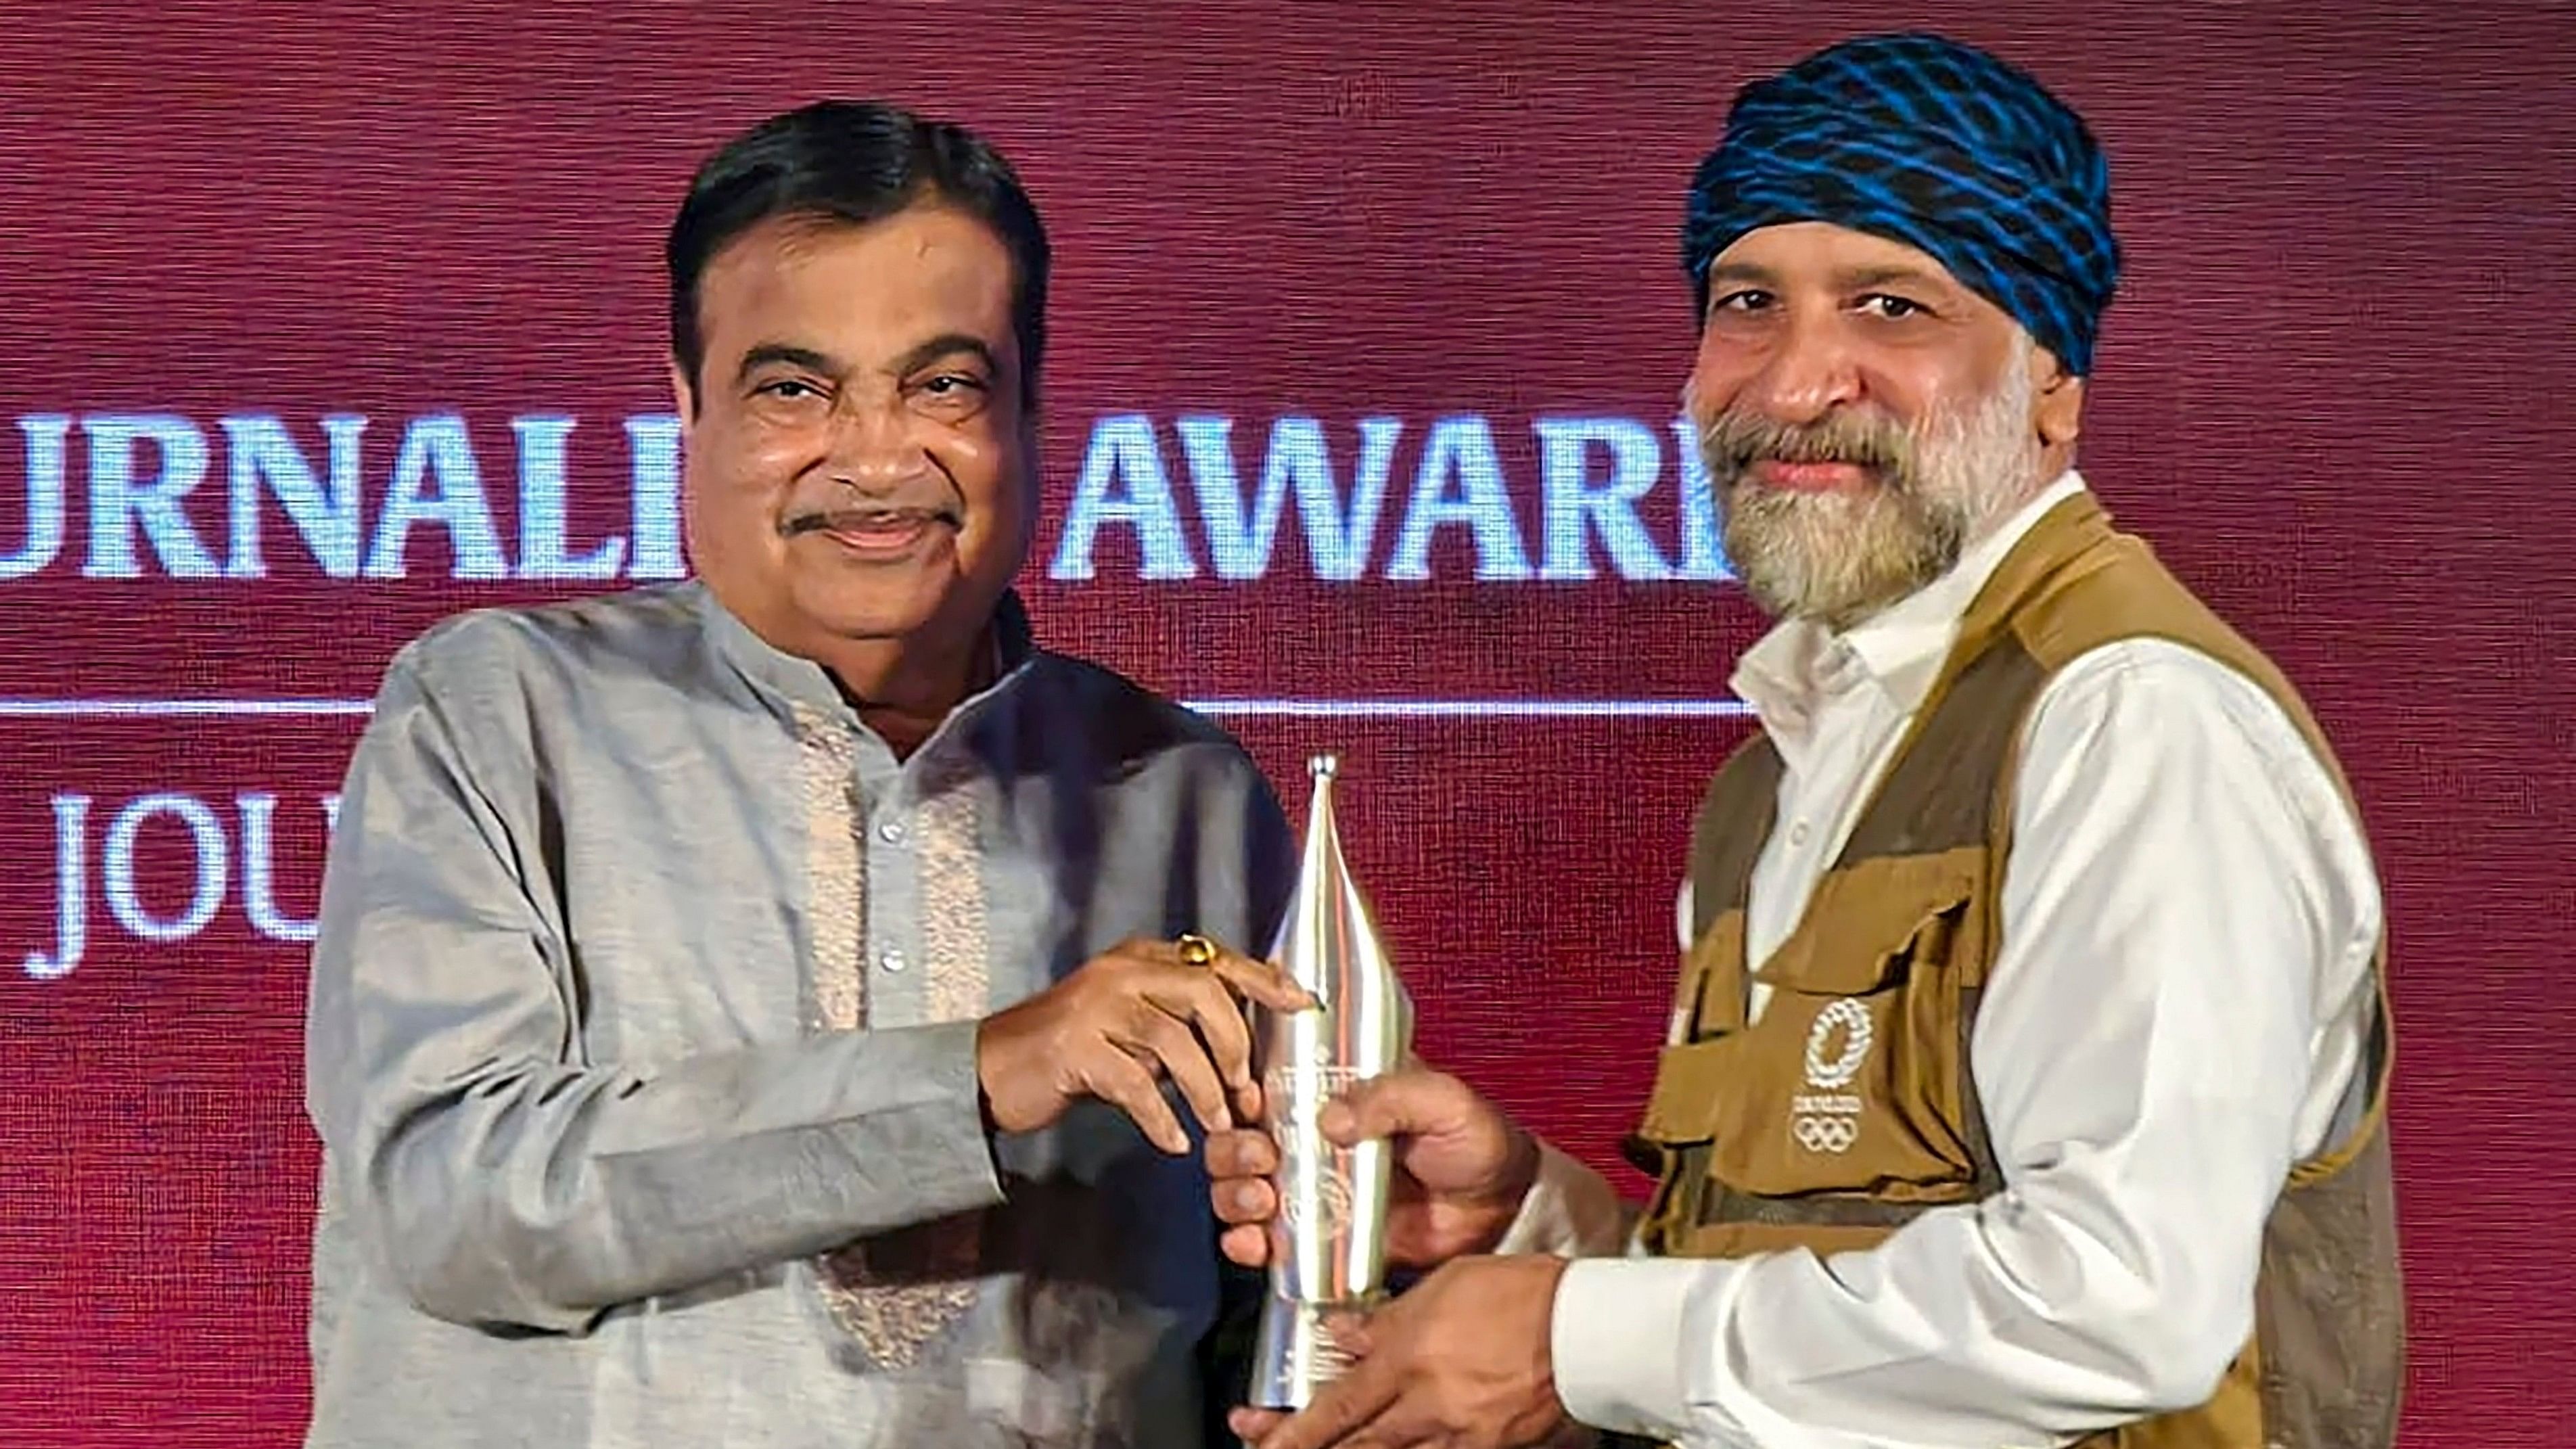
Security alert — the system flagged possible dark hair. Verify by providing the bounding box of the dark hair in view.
[666,100,1051,410]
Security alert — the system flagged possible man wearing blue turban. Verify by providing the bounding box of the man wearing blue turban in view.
[1212,33,2402,1449]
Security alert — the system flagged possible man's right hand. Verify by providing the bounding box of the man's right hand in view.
[975,936,1313,1155]
[1207,1066,1540,1272]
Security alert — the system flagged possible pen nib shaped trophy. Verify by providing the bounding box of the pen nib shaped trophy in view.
[1247,754,1416,1409]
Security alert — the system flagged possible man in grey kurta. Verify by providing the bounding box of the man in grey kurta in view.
[304,101,1300,1447]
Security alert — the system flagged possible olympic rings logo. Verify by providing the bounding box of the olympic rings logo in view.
[1792,1115,1858,1154]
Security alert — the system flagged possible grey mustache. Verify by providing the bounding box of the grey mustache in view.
[781,504,963,537]
[1700,413,1907,474]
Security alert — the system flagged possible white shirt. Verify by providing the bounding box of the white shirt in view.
[1517,474,2385,1448]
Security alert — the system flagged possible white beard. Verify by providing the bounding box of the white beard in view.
[1707,344,2042,628]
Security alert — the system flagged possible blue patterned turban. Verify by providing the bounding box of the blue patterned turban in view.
[1683,33,2120,375]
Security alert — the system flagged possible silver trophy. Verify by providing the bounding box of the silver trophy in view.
[1247,754,1415,1409]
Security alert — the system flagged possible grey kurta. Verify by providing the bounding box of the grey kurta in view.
[302,581,1292,1448]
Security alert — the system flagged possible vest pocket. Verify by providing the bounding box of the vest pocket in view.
[1626,912,1753,1176]
[1637,1036,1733,1147]
[1704,856,1987,1203]
[1661,911,1751,1047]
[1755,847,1985,994]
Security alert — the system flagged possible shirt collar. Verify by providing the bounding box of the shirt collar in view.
[1730,470,2090,733]
[694,580,1040,733]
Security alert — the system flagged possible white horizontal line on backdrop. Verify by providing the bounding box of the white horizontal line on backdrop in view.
[0,696,1755,721]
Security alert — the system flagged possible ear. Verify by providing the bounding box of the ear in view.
[2031,348,2086,449]
[668,358,697,430]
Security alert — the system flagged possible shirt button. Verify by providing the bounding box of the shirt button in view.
[1789,821,1812,848]
[877,819,907,845]
[878,948,908,974]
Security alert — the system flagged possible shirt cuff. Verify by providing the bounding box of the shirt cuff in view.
[833,1017,1009,1218]
[1496,1140,1635,1258]
[1552,1255,1713,1438]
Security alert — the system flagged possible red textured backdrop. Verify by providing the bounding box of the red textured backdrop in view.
[1,3,2570,1443]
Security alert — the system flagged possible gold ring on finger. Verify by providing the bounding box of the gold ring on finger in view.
[1176,932,1220,967]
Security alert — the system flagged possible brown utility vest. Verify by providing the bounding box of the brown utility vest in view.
[1624,493,2403,1448]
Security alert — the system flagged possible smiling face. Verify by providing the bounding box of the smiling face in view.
[1685,221,2084,628]
[675,202,1034,670]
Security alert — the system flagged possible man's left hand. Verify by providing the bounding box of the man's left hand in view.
[1228,1254,1573,1449]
